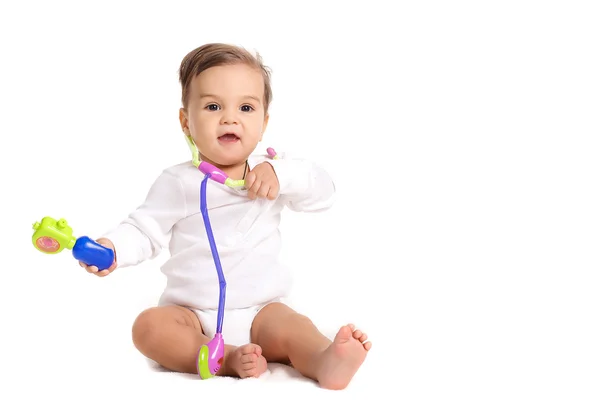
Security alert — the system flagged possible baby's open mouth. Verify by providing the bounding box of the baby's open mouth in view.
[218,133,240,142]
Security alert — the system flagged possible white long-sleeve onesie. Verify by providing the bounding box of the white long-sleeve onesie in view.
[102,150,336,311]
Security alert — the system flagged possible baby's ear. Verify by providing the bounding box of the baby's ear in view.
[261,113,270,138]
[179,108,189,133]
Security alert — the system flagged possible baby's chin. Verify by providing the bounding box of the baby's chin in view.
[208,153,250,168]
[201,143,254,167]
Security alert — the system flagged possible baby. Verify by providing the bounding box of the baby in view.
[80,43,371,390]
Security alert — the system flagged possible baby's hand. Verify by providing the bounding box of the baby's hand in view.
[79,238,117,277]
[245,162,279,200]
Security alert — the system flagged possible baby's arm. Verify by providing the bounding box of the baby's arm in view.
[100,169,186,268]
[265,152,336,212]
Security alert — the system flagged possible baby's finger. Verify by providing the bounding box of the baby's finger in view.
[247,178,262,200]
[96,268,111,277]
[257,182,270,198]
[79,261,96,273]
[245,171,256,190]
[266,185,278,200]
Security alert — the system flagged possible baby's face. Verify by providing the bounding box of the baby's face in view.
[181,63,268,167]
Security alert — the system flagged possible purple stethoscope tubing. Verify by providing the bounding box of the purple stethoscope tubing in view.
[200,173,226,334]
[195,147,278,379]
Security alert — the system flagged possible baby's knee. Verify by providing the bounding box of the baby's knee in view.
[131,307,163,350]
[280,311,314,330]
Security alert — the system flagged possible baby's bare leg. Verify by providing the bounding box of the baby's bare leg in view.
[251,302,371,390]
[132,305,266,378]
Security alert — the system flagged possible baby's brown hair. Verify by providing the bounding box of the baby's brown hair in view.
[179,43,273,114]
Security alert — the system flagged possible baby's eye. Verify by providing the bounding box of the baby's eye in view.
[240,104,254,112]
[206,103,220,111]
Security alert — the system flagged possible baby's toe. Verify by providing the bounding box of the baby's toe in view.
[240,343,262,356]
[239,344,252,353]
[241,353,257,364]
[352,329,364,340]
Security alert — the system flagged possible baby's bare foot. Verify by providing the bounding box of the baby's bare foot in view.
[316,324,371,390]
[229,343,267,378]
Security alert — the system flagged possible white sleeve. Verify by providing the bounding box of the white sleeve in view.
[264,152,336,212]
[101,169,187,268]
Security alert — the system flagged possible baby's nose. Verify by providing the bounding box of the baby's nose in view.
[220,111,239,125]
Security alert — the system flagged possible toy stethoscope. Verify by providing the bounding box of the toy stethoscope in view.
[30,135,276,380]
[187,135,278,379]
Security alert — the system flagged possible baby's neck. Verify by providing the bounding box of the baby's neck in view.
[221,161,248,180]
[200,156,248,180]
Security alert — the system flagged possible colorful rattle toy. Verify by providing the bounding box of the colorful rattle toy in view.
[187,134,278,379]
[32,216,115,270]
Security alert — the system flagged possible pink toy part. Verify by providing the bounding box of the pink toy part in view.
[198,161,227,184]
[207,333,225,375]
[267,147,277,158]
[36,236,60,252]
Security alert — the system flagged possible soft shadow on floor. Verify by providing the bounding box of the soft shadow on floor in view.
[146,358,313,384]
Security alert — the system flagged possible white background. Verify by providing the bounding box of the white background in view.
[1,1,599,401]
